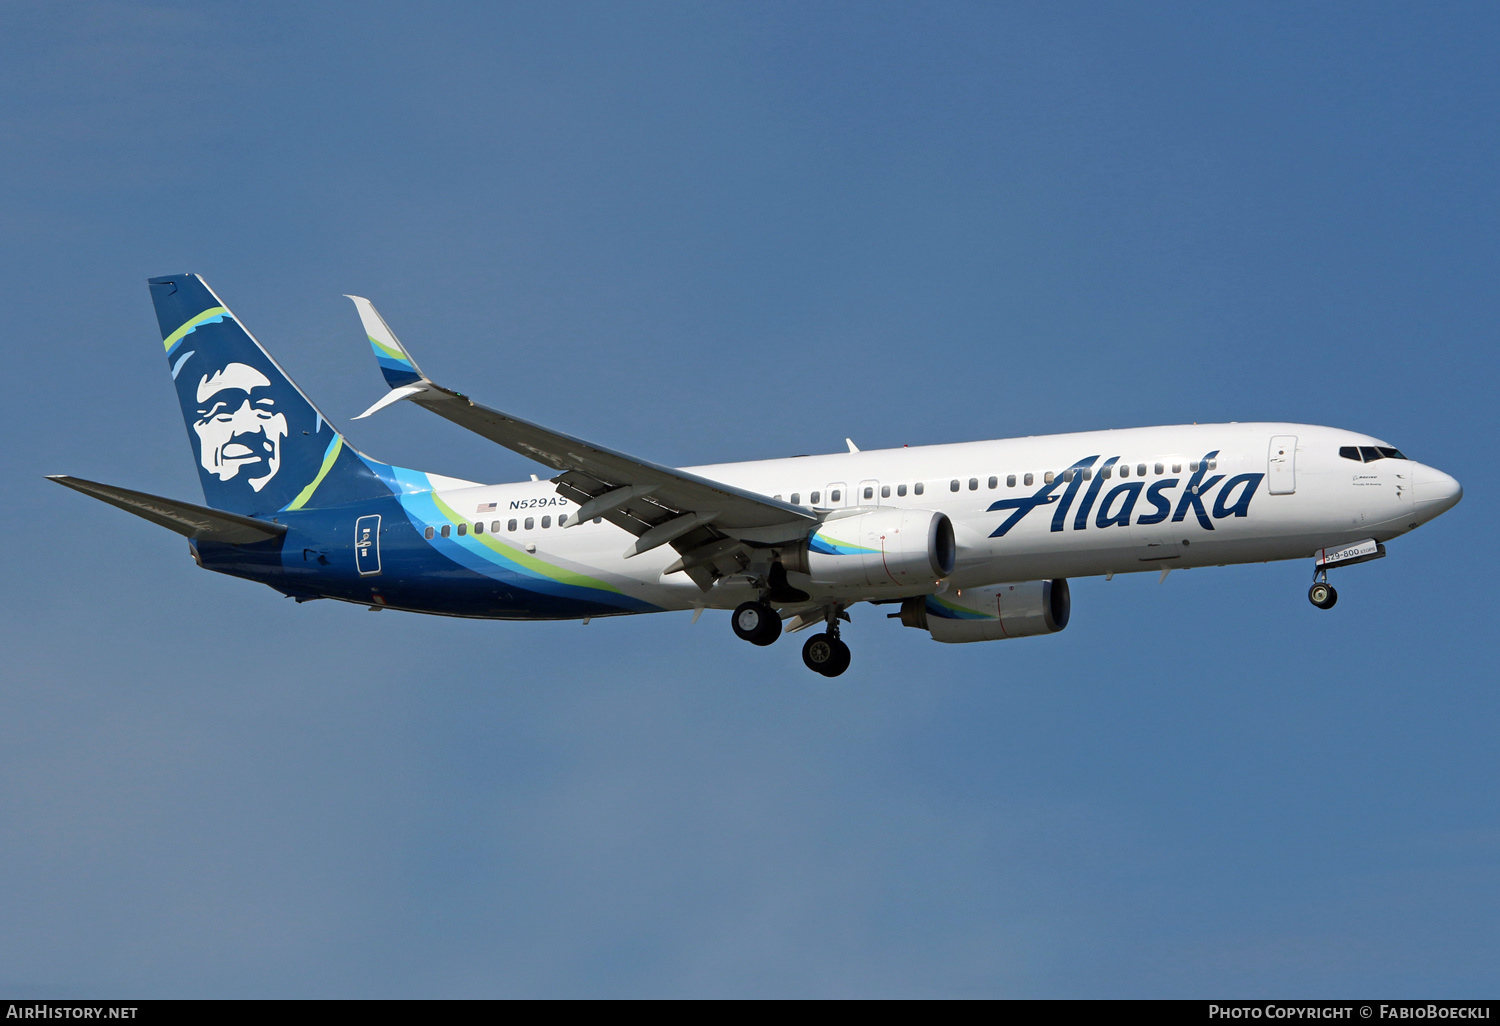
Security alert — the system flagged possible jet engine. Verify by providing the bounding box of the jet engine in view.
[779,508,954,589]
[894,579,1070,643]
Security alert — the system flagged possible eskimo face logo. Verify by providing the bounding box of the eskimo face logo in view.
[192,362,289,491]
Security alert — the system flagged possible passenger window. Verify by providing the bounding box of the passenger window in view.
[457,523,467,536]
[1359,446,1382,462]
[774,494,782,501]
[424,526,435,540]
[1137,464,1147,477]
[1172,463,1181,473]
[987,476,997,489]
[1101,467,1112,479]
[863,486,874,500]
[508,519,517,532]
[811,491,821,504]
[1062,470,1074,483]
[950,479,960,492]
[1209,459,1218,470]
[1004,474,1014,487]
[524,517,534,530]
[1082,469,1092,481]
[896,484,907,497]
[1190,462,1199,473]
[491,521,501,533]
[968,478,978,490]
[881,485,891,498]
[441,525,451,538]
[1041,472,1050,485]
[1119,465,1129,477]
[593,517,602,524]
[914,482,924,495]
[830,489,841,502]
[558,514,568,526]
[791,492,801,505]
[1155,463,1164,475]
[1377,447,1407,460]
[541,516,551,528]
[474,522,484,534]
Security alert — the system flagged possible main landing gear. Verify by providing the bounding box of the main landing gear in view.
[730,596,853,677]
[1308,567,1338,610]
[731,600,782,646]
[801,606,851,677]
[801,630,851,677]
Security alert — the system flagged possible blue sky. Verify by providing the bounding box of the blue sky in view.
[1,1,1495,997]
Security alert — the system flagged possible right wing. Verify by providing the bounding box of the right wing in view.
[346,296,819,589]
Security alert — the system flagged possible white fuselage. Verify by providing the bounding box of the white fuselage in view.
[422,422,1461,612]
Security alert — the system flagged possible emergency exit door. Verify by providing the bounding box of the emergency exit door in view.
[1268,435,1297,495]
[355,515,382,575]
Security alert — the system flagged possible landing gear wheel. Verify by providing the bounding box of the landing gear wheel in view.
[802,633,852,677]
[1308,582,1338,609]
[732,601,782,646]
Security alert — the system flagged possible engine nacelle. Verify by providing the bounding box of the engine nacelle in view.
[896,579,1070,643]
[781,508,955,589]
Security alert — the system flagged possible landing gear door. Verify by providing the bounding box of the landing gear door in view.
[1268,435,1297,495]
[355,514,382,576]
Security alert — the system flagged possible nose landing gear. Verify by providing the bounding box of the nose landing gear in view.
[1308,568,1338,610]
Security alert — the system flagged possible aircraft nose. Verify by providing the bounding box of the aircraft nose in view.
[1412,463,1463,517]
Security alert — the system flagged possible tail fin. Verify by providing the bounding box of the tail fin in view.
[149,274,390,517]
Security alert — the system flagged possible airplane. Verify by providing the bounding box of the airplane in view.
[50,274,1463,676]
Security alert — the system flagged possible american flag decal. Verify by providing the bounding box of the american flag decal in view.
[477,502,497,513]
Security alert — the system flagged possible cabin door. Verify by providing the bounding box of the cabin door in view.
[1268,435,1297,495]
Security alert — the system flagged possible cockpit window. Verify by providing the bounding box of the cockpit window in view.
[1342,444,1410,463]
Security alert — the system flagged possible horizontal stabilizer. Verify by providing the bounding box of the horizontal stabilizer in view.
[47,475,288,544]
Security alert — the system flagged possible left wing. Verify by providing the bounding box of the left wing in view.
[346,296,818,589]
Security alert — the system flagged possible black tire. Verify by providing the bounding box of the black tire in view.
[802,633,851,676]
[732,601,781,646]
[824,637,851,676]
[1308,582,1338,610]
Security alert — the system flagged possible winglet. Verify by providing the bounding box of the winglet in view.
[346,295,426,389]
[846,438,860,453]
